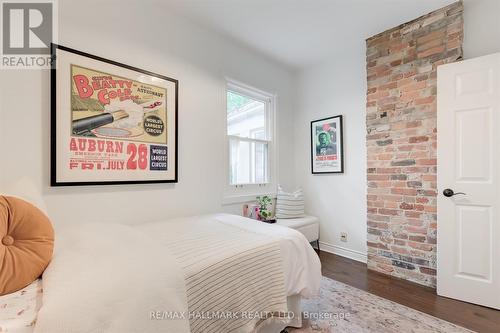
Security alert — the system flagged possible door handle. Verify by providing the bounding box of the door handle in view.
[443,189,466,197]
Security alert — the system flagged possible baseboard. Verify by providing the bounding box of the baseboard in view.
[318,241,367,263]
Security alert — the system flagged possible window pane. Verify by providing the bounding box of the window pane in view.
[229,139,268,185]
[254,141,268,183]
[227,91,266,139]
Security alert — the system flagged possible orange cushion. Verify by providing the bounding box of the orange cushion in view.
[0,196,54,296]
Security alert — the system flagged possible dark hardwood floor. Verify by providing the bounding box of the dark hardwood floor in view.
[319,251,500,333]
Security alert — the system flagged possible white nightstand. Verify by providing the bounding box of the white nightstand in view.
[275,216,320,252]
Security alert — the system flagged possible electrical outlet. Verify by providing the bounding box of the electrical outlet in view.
[340,232,348,242]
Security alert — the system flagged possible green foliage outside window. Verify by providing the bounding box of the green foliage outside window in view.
[227,91,251,113]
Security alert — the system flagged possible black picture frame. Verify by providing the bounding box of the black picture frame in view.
[51,43,178,186]
[310,115,344,174]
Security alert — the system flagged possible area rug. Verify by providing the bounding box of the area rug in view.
[286,277,475,333]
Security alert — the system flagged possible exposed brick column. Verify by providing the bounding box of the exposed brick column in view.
[365,1,463,287]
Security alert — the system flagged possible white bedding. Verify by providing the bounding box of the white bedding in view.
[212,214,321,298]
[11,214,320,333]
[0,280,42,333]
[145,213,321,297]
[136,214,322,332]
[34,223,191,333]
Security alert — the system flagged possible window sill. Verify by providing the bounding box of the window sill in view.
[222,193,277,206]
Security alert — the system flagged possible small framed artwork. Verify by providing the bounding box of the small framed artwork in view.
[51,44,178,186]
[311,115,344,174]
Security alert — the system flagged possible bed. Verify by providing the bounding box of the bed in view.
[1,214,321,333]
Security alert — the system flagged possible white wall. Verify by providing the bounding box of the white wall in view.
[294,39,368,262]
[463,0,500,59]
[292,0,500,262]
[0,0,296,228]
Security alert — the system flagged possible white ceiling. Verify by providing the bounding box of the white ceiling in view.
[163,0,456,69]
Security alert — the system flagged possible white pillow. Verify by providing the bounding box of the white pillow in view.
[275,186,306,219]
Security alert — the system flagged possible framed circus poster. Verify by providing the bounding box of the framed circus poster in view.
[51,44,178,186]
[311,115,344,174]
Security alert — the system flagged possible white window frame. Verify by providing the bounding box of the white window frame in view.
[223,78,277,204]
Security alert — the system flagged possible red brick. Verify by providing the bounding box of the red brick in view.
[390,59,402,67]
[391,188,417,196]
[380,195,403,202]
[391,246,410,255]
[368,174,390,181]
[368,242,390,250]
[365,2,463,288]
[368,221,389,229]
[409,235,426,242]
[400,90,421,102]
[415,96,435,105]
[424,205,437,213]
[367,90,390,101]
[416,197,429,204]
[417,29,445,44]
[377,167,401,174]
[378,208,400,216]
[418,45,446,58]
[409,136,429,143]
[417,158,436,165]
[405,211,422,218]
[406,226,427,234]
[400,81,427,92]
[394,239,406,246]
[398,145,414,151]
[447,38,461,50]
[417,38,443,52]
[410,151,428,159]
[385,201,398,209]
[420,267,437,275]
[408,219,424,227]
[379,82,398,91]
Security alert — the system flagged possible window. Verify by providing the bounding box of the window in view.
[225,79,276,198]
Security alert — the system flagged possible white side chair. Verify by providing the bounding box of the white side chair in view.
[275,216,320,252]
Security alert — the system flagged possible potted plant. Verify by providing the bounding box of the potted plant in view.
[256,195,274,222]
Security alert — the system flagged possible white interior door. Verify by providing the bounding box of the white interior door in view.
[437,53,500,309]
